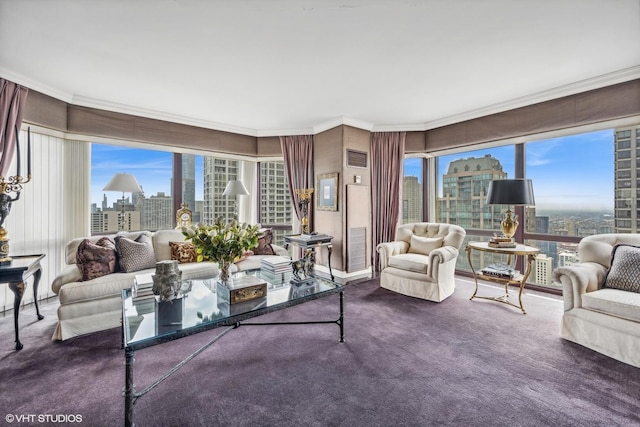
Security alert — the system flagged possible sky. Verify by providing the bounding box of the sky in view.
[405,129,615,212]
[92,129,615,212]
[91,145,204,207]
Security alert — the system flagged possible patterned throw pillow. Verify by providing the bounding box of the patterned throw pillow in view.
[602,244,640,293]
[252,228,275,255]
[76,237,117,281]
[115,234,157,273]
[169,241,197,263]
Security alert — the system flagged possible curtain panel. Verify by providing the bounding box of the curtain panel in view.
[371,131,406,271]
[0,79,29,177]
[279,135,314,231]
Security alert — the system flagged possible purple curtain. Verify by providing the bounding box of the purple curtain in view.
[371,131,406,271]
[0,79,29,177]
[280,135,314,228]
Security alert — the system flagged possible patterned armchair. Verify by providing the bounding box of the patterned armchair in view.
[376,222,466,302]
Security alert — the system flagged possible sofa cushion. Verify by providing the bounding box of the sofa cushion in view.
[169,241,197,263]
[582,288,640,323]
[76,237,118,281]
[389,253,430,274]
[602,244,640,293]
[115,234,157,273]
[153,229,187,261]
[408,235,443,256]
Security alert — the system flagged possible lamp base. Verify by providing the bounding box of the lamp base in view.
[500,210,519,239]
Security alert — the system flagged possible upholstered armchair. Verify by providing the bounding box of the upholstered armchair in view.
[553,233,640,368]
[376,222,466,302]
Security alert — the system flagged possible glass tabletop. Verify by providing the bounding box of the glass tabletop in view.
[122,269,342,350]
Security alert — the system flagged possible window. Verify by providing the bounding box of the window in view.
[436,148,515,231]
[91,144,172,233]
[402,158,423,223]
[258,161,293,246]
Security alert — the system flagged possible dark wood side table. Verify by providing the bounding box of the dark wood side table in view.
[1,254,45,350]
[284,234,334,281]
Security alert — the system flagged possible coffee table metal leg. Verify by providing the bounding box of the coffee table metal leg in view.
[339,290,344,342]
[124,348,135,427]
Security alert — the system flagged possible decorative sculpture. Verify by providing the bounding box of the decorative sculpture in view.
[295,188,314,235]
[291,249,315,282]
[0,126,32,263]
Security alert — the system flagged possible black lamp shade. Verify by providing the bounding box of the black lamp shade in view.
[486,179,535,206]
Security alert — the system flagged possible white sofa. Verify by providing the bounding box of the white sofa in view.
[553,233,640,368]
[376,222,466,302]
[51,228,291,341]
[51,229,218,340]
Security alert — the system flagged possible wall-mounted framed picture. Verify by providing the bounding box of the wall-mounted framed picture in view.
[316,172,338,211]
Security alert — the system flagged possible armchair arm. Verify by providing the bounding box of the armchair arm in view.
[376,241,409,270]
[553,262,606,311]
[428,246,459,278]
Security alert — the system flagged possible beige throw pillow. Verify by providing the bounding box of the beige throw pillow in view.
[408,235,444,255]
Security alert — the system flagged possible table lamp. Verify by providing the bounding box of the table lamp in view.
[103,172,143,231]
[222,179,249,220]
[486,179,535,239]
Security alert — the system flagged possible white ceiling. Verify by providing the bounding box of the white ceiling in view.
[1,0,639,137]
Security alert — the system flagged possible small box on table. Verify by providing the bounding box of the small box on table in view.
[216,275,268,305]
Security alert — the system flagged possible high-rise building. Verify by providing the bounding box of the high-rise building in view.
[403,176,422,223]
[532,253,554,286]
[438,154,506,230]
[140,192,173,230]
[613,126,640,232]
[259,161,292,244]
[203,157,239,224]
[182,154,196,212]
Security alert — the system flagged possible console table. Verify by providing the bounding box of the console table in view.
[284,234,334,281]
[1,254,45,350]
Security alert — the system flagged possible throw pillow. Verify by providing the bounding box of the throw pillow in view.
[169,241,197,264]
[115,234,157,273]
[252,228,276,255]
[408,235,444,256]
[76,237,117,281]
[602,244,640,293]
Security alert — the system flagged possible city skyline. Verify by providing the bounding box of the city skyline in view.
[91,144,204,206]
[405,129,615,212]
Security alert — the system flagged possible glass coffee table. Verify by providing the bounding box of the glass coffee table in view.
[121,268,344,427]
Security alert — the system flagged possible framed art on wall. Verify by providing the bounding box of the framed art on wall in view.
[316,172,338,211]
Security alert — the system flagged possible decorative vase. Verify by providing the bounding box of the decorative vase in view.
[218,259,233,285]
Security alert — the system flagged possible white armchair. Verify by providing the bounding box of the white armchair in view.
[376,222,466,302]
[553,233,640,368]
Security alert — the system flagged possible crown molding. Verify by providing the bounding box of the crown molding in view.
[422,65,640,130]
[5,65,639,138]
[0,67,73,103]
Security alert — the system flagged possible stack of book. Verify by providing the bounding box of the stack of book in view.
[132,273,155,300]
[480,263,518,279]
[488,235,517,248]
[261,256,293,274]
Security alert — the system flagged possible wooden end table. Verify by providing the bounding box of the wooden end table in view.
[1,254,46,350]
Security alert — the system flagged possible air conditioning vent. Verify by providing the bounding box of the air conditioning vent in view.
[346,149,368,168]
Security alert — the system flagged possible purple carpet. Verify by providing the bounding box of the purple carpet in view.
[1,277,639,427]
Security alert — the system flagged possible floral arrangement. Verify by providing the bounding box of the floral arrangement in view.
[182,216,262,283]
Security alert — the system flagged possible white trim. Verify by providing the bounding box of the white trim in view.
[422,65,640,131]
